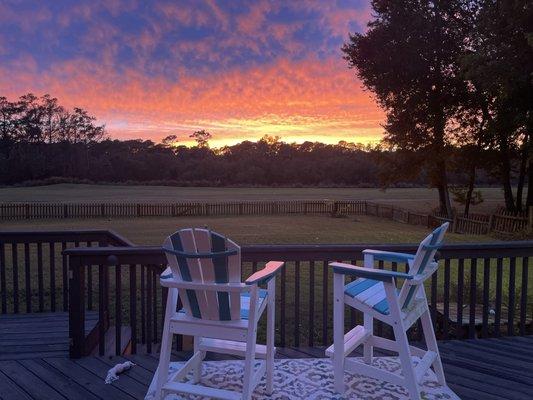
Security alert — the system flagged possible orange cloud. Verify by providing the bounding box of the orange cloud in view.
[0,55,383,146]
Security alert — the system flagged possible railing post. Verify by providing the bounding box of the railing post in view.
[527,206,533,233]
[69,255,86,358]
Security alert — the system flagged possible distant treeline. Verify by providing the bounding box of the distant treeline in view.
[0,93,505,188]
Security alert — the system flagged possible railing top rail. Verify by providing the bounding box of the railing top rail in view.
[0,229,134,246]
[63,241,533,264]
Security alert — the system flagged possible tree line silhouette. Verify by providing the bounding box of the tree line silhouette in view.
[0,92,504,202]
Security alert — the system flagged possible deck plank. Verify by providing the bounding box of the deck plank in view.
[0,325,531,400]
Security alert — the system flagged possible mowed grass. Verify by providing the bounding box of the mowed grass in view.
[1,214,491,245]
[0,183,512,212]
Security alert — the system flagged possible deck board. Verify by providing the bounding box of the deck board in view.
[0,313,531,400]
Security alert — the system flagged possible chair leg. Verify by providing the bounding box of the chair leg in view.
[333,273,345,394]
[192,336,204,384]
[363,313,373,364]
[266,280,276,395]
[421,309,446,385]
[392,323,420,400]
[154,289,177,399]
[242,333,257,400]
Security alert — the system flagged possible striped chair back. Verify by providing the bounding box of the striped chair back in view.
[399,222,449,310]
[163,228,242,321]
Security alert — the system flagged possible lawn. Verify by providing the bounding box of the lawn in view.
[0,183,511,213]
[1,214,491,245]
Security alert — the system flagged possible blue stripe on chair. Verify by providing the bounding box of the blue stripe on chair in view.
[211,231,231,321]
[372,289,401,315]
[179,290,268,320]
[344,278,380,298]
[240,290,268,319]
[170,232,202,319]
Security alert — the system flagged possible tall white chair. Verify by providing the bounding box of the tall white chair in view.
[328,223,449,400]
[151,228,284,400]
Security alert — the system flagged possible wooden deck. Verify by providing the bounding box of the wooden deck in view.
[0,313,532,399]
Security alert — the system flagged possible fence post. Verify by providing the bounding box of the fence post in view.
[63,204,68,218]
[100,203,105,218]
[25,204,30,219]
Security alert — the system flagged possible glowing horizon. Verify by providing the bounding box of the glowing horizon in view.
[0,0,384,145]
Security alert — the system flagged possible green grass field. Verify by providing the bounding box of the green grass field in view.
[0,183,511,213]
[1,214,491,245]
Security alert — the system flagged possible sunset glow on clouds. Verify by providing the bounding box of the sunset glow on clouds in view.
[0,0,383,146]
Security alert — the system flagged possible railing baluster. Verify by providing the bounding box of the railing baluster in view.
[443,259,450,339]
[12,243,19,313]
[482,258,490,338]
[98,264,106,356]
[0,241,6,314]
[308,260,315,347]
[469,258,477,339]
[519,257,528,336]
[294,261,301,346]
[115,263,122,355]
[152,267,158,343]
[24,243,31,313]
[495,258,503,337]
[508,257,516,336]
[141,265,146,346]
[322,260,328,346]
[87,243,93,311]
[62,242,68,311]
[280,263,286,347]
[130,264,137,354]
[457,258,464,339]
[37,242,44,312]
[50,242,56,312]
[146,266,153,353]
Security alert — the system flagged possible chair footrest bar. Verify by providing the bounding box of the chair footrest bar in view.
[325,325,370,358]
[199,338,271,359]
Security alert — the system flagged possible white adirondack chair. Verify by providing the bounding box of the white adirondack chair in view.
[327,223,449,400]
[151,228,284,400]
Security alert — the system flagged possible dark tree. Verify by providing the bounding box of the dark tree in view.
[189,130,212,148]
[342,0,474,217]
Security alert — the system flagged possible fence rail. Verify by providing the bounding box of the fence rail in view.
[0,200,367,220]
[2,199,532,235]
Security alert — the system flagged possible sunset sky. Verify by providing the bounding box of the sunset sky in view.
[0,0,384,147]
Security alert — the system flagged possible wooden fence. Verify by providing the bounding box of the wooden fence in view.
[0,200,367,220]
[1,199,531,235]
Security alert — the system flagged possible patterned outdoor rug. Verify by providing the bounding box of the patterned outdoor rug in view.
[145,357,460,399]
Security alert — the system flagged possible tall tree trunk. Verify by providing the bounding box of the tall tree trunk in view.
[436,159,453,217]
[464,164,476,217]
[516,135,528,211]
[499,135,516,211]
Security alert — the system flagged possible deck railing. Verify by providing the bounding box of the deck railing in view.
[1,230,532,358]
[63,240,533,358]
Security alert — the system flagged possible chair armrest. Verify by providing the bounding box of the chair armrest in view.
[363,249,415,263]
[160,266,173,280]
[330,262,413,283]
[245,261,284,285]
